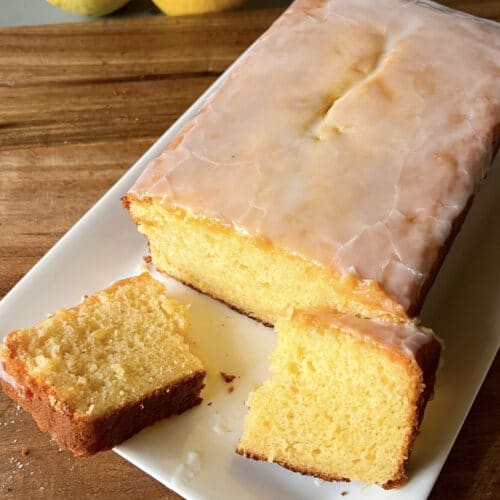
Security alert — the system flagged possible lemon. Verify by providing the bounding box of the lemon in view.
[47,0,131,16]
[152,0,245,16]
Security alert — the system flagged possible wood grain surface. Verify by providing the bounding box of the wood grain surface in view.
[0,2,499,499]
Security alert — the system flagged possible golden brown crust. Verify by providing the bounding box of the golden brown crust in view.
[1,358,205,457]
[382,336,442,488]
[491,122,500,161]
[235,447,351,483]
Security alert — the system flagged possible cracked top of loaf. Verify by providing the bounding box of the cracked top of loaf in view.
[130,0,500,312]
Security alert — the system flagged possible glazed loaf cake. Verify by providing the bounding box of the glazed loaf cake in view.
[125,0,500,325]
[123,0,500,487]
[0,273,205,456]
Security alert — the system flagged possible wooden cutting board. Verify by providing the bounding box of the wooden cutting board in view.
[0,3,498,499]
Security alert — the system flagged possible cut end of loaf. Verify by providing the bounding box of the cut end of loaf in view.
[124,195,408,326]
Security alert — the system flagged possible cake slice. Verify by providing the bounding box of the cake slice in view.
[236,309,441,487]
[0,273,205,456]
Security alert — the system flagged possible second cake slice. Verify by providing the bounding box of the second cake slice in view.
[237,309,441,487]
[0,273,205,456]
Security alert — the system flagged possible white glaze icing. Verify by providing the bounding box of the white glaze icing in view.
[301,308,437,358]
[130,0,500,311]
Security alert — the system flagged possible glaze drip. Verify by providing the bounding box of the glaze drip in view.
[302,308,437,358]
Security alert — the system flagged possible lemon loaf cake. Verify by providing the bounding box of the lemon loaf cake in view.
[122,0,500,488]
[237,309,441,487]
[0,273,205,456]
[124,0,500,325]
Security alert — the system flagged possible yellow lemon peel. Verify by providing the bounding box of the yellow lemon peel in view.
[152,0,245,16]
[47,0,131,17]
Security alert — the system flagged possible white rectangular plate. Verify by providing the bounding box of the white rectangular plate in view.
[1,44,499,500]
